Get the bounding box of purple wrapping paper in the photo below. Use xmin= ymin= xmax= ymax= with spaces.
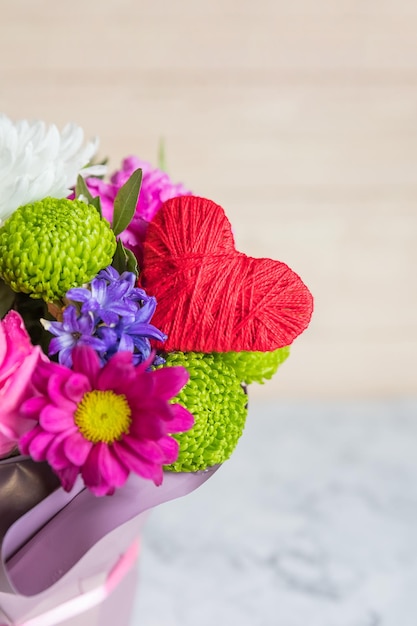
xmin=0 ymin=455 xmax=219 ymax=625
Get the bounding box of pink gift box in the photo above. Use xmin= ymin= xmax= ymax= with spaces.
xmin=0 ymin=535 xmax=140 ymax=626
xmin=0 ymin=456 xmax=218 ymax=625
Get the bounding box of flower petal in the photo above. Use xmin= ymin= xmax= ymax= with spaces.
xmin=27 ymin=429 xmax=56 ymax=461
xmin=71 ymin=345 xmax=100 ymax=385
xmin=167 ymin=403 xmax=195 ymax=433
xmin=129 ymin=409 xmax=166 ymax=440
xmin=19 ymin=425 xmax=43 ymax=456
xmin=64 ymin=373 xmax=91 ymax=403
xmin=82 ymin=443 xmax=129 ymax=495
xmin=20 ymin=395 xmax=49 ymax=419
xmin=113 ymin=441 xmax=163 ymax=485
xmin=46 ymin=429 xmax=76 ymax=470
xmin=46 ymin=371 xmax=76 ymax=412
xmin=122 ymin=435 xmax=164 ymax=464
xmin=64 ymin=432 xmax=93 ymax=466
xmin=56 ymin=465 xmax=79 ymax=492
xmin=158 ymin=435 xmax=180 ymax=464
xmin=96 ymin=351 xmax=135 ymax=391
xmin=151 ymin=366 xmax=190 ymax=400
xmin=0 ymin=115 xmax=102 ymax=220
xmin=39 ymin=405 xmax=75 ymax=433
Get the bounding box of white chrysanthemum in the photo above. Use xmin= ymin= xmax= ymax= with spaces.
xmin=0 ymin=114 xmax=106 ymax=225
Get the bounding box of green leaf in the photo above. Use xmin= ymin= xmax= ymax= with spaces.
xmin=111 ymin=240 xmax=138 ymax=278
xmin=75 ymin=175 xmax=102 ymax=217
xmin=0 ymin=279 xmax=15 ymax=318
xmin=90 ymin=195 xmax=102 ymax=217
xmin=75 ymin=175 xmax=94 ymax=203
xmin=112 ymin=168 xmax=142 ymax=236
xmin=125 ymin=247 xmax=138 ymax=276
xmin=112 ymin=240 xmax=127 ymax=274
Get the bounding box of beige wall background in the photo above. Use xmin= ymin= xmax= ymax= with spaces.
xmin=0 ymin=0 xmax=416 ymax=399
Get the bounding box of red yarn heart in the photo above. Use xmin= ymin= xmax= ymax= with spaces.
xmin=141 ymin=196 xmax=313 ymax=353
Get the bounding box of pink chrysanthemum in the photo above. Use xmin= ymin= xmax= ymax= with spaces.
xmin=112 ymin=156 xmax=191 ymax=223
xmin=79 ymin=157 xmax=191 ymax=265
xmin=19 ymin=346 xmax=194 ymax=496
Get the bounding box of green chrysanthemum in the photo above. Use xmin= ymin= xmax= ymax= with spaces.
xmin=0 ymin=197 xmax=116 ymax=301
xmin=218 ymin=347 xmax=290 ymax=385
xmin=161 ymin=352 xmax=248 ymax=472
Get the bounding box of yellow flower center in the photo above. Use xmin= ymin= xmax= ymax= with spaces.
xmin=74 ymin=390 xmax=132 ymax=444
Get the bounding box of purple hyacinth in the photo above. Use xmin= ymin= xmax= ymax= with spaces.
xmin=44 ymin=266 xmax=166 ymax=367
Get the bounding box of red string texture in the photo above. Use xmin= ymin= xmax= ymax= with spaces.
xmin=141 ymin=196 xmax=314 ymax=353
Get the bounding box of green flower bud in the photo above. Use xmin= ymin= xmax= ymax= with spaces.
xmin=218 ymin=347 xmax=290 ymax=385
xmin=0 ymin=197 xmax=116 ymax=301
xmin=162 ymin=352 xmax=248 ymax=472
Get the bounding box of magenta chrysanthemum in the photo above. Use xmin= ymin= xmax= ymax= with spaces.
xmin=76 ymin=157 xmax=191 ymax=265
xmin=19 ymin=346 xmax=194 ymax=496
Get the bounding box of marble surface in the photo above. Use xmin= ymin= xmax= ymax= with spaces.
xmin=130 ymin=398 xmax=417 ymax=626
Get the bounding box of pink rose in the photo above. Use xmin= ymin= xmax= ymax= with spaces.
xmin=0 ymin=310 xmax=41 ymax=457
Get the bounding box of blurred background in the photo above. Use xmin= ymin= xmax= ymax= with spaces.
xmin=1 ymin=1 xmax=416 ymax=625
xmin=2 ymin=0 xmax=416 ymax=400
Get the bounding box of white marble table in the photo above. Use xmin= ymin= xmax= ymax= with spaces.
xmin=130 ymin=399 xmax=417 ymax=626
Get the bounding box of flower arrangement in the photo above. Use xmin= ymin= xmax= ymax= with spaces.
xmin=0 ymin=114 xmax=313 ymax=624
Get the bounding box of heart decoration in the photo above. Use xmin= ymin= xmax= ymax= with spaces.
xmin=141 ymin=196 xmax=313 ymax=353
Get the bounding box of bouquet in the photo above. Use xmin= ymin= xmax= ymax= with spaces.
xmin=0 ymin=114 xmax=313 ymax=625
